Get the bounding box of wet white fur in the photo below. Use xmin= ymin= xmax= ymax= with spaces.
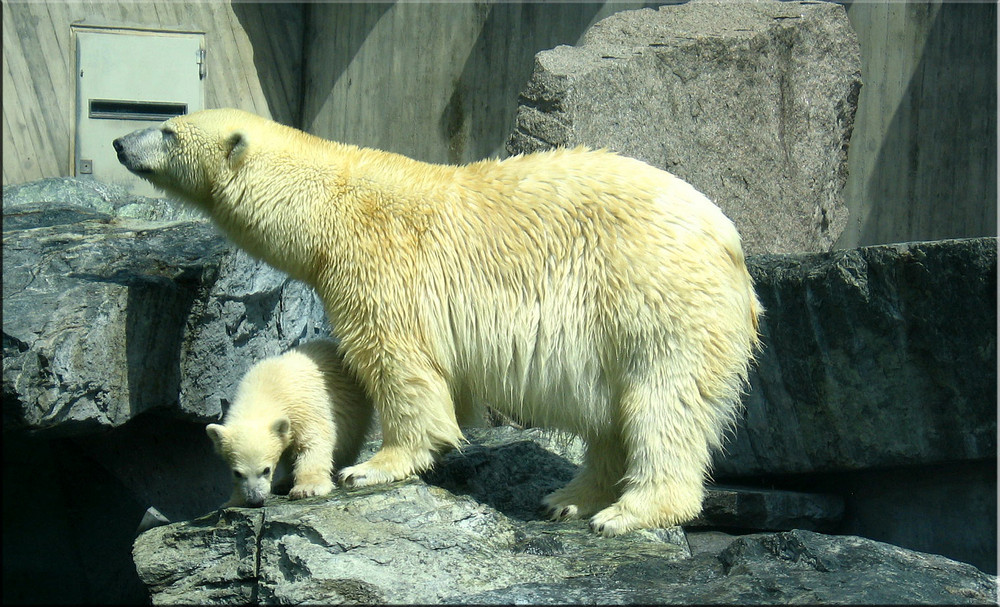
xmin=122 ymin=109 xmax=761 ymax=534
xmin=206 ymin=340 xmax=372 ymax=507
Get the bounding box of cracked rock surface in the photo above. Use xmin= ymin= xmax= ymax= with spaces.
xmin=132 ymin=429 xmax=995 ymax=605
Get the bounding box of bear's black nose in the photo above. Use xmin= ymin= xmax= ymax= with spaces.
xmin=112 ymin=138 xmax=123 ymax=153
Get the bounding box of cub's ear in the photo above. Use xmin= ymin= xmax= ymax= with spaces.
xmin=226 ymin=131 xmax=248 ymax=167
xmin=206 ymin=424 xmax=228 ymax=453
xmin=271 ymin=416 xmax=292 ymax=442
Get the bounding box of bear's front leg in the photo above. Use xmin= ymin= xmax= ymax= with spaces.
xmin=289 ymin=429 xmax=336 ymax=500
xmin=338 ymin=360 xmax=463 ymax=488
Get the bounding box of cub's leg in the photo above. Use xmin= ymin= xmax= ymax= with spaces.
xmin=589 ymin=372 xmax=712 ymax=537
xmin=543 ymin=431 xmax=624 ymax=521
xmin=338 ymin=357 xmax=463 ymax=487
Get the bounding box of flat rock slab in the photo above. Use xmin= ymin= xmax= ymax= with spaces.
xmin=2 ymin=176 xmax=203 ymax=221
xmin=133 ymin=477 xmax=994 ymax=605
xmin=133 ymin=481 xmax=690 ymax=605
xmin=458 ymin=528 xmax=997 ymax=605
xmin=693 ymin=485 xmax=844 ymax=533
xmin=507 ymin=0 xmax=862 ymax=254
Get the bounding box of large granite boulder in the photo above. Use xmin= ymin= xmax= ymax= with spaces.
xmin=507 ymin=0 xmax=862 ymax=254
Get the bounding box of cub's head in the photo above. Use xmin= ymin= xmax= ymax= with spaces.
xmin=112 ymin=108 xmax=264 ymax=207
xmin=206 ymin=417 xmax=292 ymax=507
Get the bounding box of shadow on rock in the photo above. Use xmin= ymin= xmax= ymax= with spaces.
xmin=422 ymin=436 xmax=578 ymax=522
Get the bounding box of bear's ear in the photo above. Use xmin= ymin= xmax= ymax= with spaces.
xmin=206 ymin=423 xmax=228 ymax=453
xmin=226 ymin=131 xmax=248 ymax=167
xmin=271 ymin=416 xmax=292 ymax=443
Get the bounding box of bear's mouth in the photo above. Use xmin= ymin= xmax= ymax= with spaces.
xmin=123 ymin=163 xmax=154 ymax=176
xmin=114 ymin=150 xmax=151 ymax=175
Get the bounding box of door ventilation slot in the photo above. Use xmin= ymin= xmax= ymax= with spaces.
xmin=88 ymin=99 xmax=187 ymax=121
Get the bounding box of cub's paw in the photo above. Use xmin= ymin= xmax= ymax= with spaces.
xmin=589 ymin=504 xmax=641 ymax=537
xmin=288 ymin=479 xmax=334 ymax=500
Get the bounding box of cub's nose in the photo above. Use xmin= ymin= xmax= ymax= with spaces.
xmin=112 ymin=138 xmax=124 ymax=153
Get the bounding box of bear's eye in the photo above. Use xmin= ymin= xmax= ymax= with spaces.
xmin=262 ymin=467 xmax=271 ymax=477
xmin=162 ymin=127 xmax=176 ymax=138
xmin=233 ymin=470 xmax=244 ymax=480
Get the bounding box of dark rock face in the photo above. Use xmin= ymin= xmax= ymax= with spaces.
xmin=507 ymin=0 xmax=862 ymax=255
xmin=3 ymin=205 xmax=228 ymax=434
xmin=3 ymin=195 xmax=330 ymax=435
xmin=723 ymin=238 xmax=998 ymax=476
xmin=3 ymin=180 xmax=331 ymax=603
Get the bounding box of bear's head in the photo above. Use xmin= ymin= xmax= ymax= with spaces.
xmin=206 ymin=416 xmax=292 ymax=507
xmin=112 ymin=109 xmax=258 ymax=207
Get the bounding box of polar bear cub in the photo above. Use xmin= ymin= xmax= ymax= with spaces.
xmin=207 ymin=340 xmax=373 ymax=507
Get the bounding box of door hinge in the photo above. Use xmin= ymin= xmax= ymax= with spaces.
xmin=197 ymin=48 xmax=206 ymax=80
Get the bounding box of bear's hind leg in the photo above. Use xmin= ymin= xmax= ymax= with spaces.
xmin=330 ymin=380 xmax=376 ymax=471
xmin=543 ymin=431 xmax=623 ymax=521
xmin=589 ymin=376 xmax=712 ymax=537
xmin=339 ymin=363 xmax=463 ymax=488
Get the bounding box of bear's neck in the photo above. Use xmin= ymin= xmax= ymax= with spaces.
xmin=209 ymin=143 xmax=458 ymax=289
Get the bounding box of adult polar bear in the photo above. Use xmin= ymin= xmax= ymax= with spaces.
xmin=115 ymin=109 xmax=761 ymax=536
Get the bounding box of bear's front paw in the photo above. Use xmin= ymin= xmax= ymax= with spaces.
xmin=289 ymin=479 xmax=334 ymax=500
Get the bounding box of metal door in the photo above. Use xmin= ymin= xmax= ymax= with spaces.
xmin=74 ymin=26 xmax=205 ymax=197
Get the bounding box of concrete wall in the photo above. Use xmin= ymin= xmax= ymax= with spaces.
xmin=839 ymin=0 xmax=997 ymax=247
xmin=5 ymin=1 xmax=994 ymax=246
xmin=2 ymin=0 xmax=302 ymax=185
xmin=297 ymin=1 xmax=662 ymax=165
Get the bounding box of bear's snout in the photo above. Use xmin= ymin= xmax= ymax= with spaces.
xmin=112 ymin=136 xmax=124 ymax=159
xmin=113 ymin=128 xmax=159 ymax=175
xmin=111 ymin=137 xmax=130 ymax=166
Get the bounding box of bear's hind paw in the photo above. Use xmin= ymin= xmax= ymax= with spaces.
xmin=589 ymin=505 xmax=641 ymax=537
xmin=542 ymin=502 xmax=580 ymax=521
xmin=289 ymin=479 xmax=334 ymax=500
xmin=338 ymin=463 xmax=405 ymax=488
